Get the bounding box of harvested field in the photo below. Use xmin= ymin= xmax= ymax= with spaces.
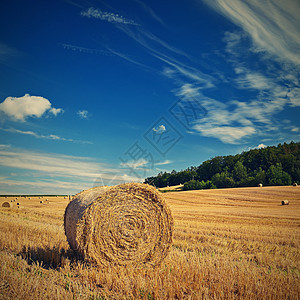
xmin=0 ymin=186 xmax=299 ymax=299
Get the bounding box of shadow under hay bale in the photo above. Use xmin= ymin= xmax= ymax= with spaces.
xmin=20 ymin=245 xmax=77 ymax=270
xmin=64 ymin=183 xmax=173 ymax=268
xmin=281 ymin=200 xmax=289 ymax=205
xmin=2 ymin=202 xmax=12 ymax=208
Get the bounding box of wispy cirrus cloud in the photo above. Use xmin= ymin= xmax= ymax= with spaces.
xmin=99 ymin=1 xmax=299 ymax=145
xmin=0 ymin=94 xmax=63 ymax=122
xmin=0 ymin=42 xmax=20 ymax=64
xmin=81 ymin=7 xmax=139 ymax=26
xmin=203 ymin=0 xmax=300 ymax=65
xmin=0 ymin=145 xmax=140 ymax=194
xmin=133 ymin=0 xmax=166 ymax=27
xmin=155 ymin=160 xmax=172 ymax=166
xmin=60 ymin=43 xmax=113 ymax=56
xmin=0 ymin=127 xmax=92 ymax=144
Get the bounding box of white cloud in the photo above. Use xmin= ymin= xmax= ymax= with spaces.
xmin=257 ymin=143 xmax=266 ymax=149
xmin=120 ymin=158 xmax=148 ymax=170
xmin=287 ymin=88 xmax=300 ymax=107
xmin=81 ymin=7 xmax=139 ymax=26
xmin=155 ymin=160 xmax=172 ymax=166
xmin=133 ymin=0 xmax=166 ymax=26
xmin=77 ymin=109 xmax=89 ymax=119
xmin=176 ymin=84 xmax=289 ymax=143
xmin=50 ymin=107 xmax=64 ymax=116
xmin=203 ymin=0 xmax=300 ymax=65
xmin=193 ymin=124 xmax=255 ymax=144
xmin=0 ymin=94 xmax=63 ymax=122
xmin=0 ymin=146 xmax=141 ymax=194
xmin=0 ymin=43 xmax=20 ymax=63
xmin=176 ymin=83 xmax=201 ymax=99
xmin=0 ymin=127 xmax=92 ymax=144
xmin=152 ymin=124 xmax=166 ymax=134
xmin=235 ymin=71 xmax=274 ymax=90
xmin=115 ymin=25 xmax=215 ymax=89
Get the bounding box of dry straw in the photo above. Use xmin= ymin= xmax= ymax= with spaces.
xmin=64 ymin=183 xmax=173 ymax=267
xmin=281 ymin=200 xmax=289 ymax=205
xmin=2 ymin=202 xmax=12 ymax=208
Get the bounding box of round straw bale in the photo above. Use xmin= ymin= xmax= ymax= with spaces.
xmin=64 ymin=183 xmax=173 ymax=267
xmin=258 ymin=183 xmax=263 ymax=187
xmin=293 ymin=182 xmax=298 ymax=186
xmin=16 ymin=202 xmax=20 ymax=206
xmin=40 ymin=200 xmax=43 ymax=204
xmin=2 ymin=202 xmax=12 ymax=208
xmin=281 ymin=200 xmax=289 ymax=205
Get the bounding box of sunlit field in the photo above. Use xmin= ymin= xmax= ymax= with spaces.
xmin=0 ymin=186 xmax=299 ymax=299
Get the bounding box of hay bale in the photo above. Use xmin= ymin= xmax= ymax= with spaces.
xmin=293 ymin=182 xmax=298 ymax=186
xmin=258 ymin=183 xmax=263 ymax=187
xmin=2 ymin=202 xmax=12 ymax=208
xmin=40 ymin=200 xmax=43 ymax=204
xmin=16 ymin=202 xmax=20 ymax=206
xmin=64 ymin=183 xmax=173 ymax=267
xmin=281 ymin=200 xmax=289 ymax=205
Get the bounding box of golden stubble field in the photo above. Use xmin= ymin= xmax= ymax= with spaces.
xmin=0 ymin=186 xmax=299 ymax=299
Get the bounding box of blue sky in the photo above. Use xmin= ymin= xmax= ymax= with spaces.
xmin=0 ymin=0 xmax=299 ymax=194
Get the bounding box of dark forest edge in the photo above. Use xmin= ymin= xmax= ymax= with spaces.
xmin=145 ymin=141 xmax=300 ymax=190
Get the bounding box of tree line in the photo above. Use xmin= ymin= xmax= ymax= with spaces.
xmin=144 ymin=141 xmax=300 ymax=190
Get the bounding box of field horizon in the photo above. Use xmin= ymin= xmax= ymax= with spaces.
xmin=0 ymin=185 xmax=299 ymax=299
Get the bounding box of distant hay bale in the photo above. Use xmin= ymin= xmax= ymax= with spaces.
xmin=64 ymin=183 xmax=173 ymax=267
xmin=281 ymin=200 xmax=289 ymax=205
xmin=258 ymin=183 xmax=263 ymax=187
xmin=40 ymin=200 xmax=43 ymax=204
xmin=16 ymin=202 xmax=20 ymax=206
xmin=2 ymin=202 xmax=12 ymax=208
xmin=293 ymin=182 xmax=298 ymax=186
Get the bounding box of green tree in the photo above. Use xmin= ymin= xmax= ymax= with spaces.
xmin=233 ymin=161 xmax=247 ymax=182
xmin=254 ymin=167 xmax=266 ymax=185
xmin=266 ymin=163 xmax=292 ymax=186
xmin=212 ymin=171 xmax=235 ymax=188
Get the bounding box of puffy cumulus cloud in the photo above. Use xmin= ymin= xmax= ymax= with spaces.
xmin=0 ymin=94 xmax=63 ymax=121
xmin=152 ymin=124 xmax=166 ymax=134
xmin=257 ymin=143 xmax=266 ymax=149
xmin=77 ymin=109 xmax=89 ymax=119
